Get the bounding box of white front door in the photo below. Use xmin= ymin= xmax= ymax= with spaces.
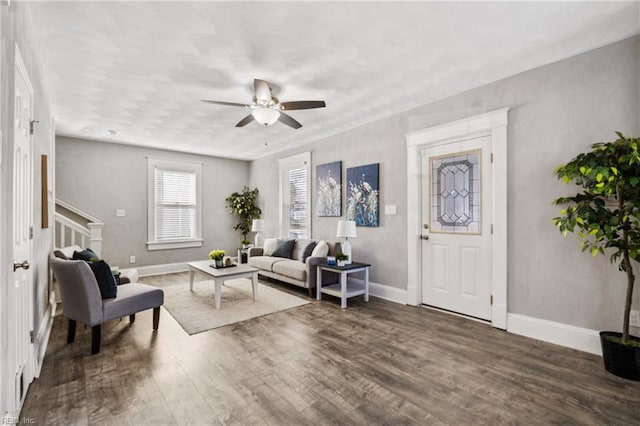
xmin=9 ymin=48 xmax=35 ymax=415
xmin=421 ymin=136 xmax=492 ymax=320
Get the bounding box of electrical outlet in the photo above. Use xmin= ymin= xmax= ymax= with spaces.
xmin=129 ymin=255 xmax=136 ymax=264
xmin=631 ymin=310 xmax=640 ymax=328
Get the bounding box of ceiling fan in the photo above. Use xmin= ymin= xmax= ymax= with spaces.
xmin=201 ymin=79 xmax=326 ymax=129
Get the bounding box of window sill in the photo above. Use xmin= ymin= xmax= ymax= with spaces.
xmin=147 ymin=239 xmax=203 ymax=251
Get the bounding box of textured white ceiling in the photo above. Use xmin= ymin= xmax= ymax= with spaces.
xmin=27 ymin=1 xmax=640 ymax=160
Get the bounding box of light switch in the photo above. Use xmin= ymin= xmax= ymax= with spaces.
xmin=116 ymin=209 xmax=126 ymax=217
xmin=385 ymin=205 xmax=397 ymax=215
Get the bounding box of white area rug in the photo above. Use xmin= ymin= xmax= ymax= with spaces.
xmin=146 ymin=278 xmax=310 ymax=335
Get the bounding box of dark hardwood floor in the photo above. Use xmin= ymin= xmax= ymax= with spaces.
xmin=22 ymin=272 xmax=640 ymax=425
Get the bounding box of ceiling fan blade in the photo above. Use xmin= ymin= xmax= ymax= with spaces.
xmin=278 ymin=112 xmax=302 ymax=129
xmin=235 ymin=114 xmax=255 ymax=127
xmin=279 ymin=100 xmax=326 ymax=111
xmin=201 ymin=100 xmax=250 ymax=108
xmin=254 ymin=79 xmax=272 ymax=104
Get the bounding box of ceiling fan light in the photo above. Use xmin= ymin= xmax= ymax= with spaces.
xmin=251 ymin=108 xmax=280 ymax=126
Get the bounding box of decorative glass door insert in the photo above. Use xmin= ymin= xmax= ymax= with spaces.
xmin=430 ymin=149 xmax=481 ymax=234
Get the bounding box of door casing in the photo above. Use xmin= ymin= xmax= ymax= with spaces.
xmin=405 ymin=108 xmax=509 ymax=329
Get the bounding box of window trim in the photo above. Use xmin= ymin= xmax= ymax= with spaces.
xmin=147 ymin=157 xmax=203 ymax=251
xmin=278 ymin=152 xmax=311 ymax=239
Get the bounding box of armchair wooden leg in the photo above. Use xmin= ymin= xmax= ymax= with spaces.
xmin=308 ymin=287 xmax=313 ymax=298
xmin=153 ymin=307 xmax=160 ymax=330
xmin=67 ymin=319 xmax=76 ymax=344
xmin=91 ymin=325 xmax=101 ymax=355
xmin=129 ymin=314 xmax=136 ymax=323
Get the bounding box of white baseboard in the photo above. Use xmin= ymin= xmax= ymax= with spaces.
xmin=137 ymin=262 xmax=189 ymax=277
xmin=369 ymin=281 xmax=407 ymax=305
xmin=507 ymin=313 xmax=602 ymax=355
xmin=34 ymin=296 xmax=56 ymax=377
xmin=348 ymin=277 xmax=407 ymax=305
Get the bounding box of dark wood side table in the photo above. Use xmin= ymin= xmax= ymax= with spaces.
xmin=316 ymin=262 xmax=371 ymax=308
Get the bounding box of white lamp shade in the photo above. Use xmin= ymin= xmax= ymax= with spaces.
xmin=252 ymin=219 xmax=265 ymax=232
xmin=251 ymin=108 xmax=280 ymax=126
xmin=336 ymin=220 xmax=357 ymax=238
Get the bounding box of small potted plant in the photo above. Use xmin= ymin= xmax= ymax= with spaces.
xmin=336 ymin=253 xmax=349 ymax=267
xmin=209 ymin=249 xmax=226 ymax=268
xmin=241 ymin=239 xmax=251 ymax=249
xmin=553 ymin=132 xmax=640 ymax=380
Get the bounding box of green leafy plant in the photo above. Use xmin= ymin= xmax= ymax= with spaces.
xmin=225 ymin=186 xmax=262 ymax=243
xmin=209 ymin=249 xmax=226 ymax=261
xmin=335 ymin=253 xmax=349 ymax=261
xmin=241 ymin=239 xmax=251 ymax=246
xmin=553 ymin=132 xmax=640 ymax=345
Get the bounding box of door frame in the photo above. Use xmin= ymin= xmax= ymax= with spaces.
xmin=405 ymin=108 xmax=509 ymax=329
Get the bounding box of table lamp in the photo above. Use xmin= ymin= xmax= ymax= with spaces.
xmin=252 ymin=219 xmax=265 ymax=247
xmin=336 ymin=220 xmax=357 ymax=264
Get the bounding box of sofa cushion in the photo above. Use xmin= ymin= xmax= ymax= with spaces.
xmin=302 ymin=241 xmax=317 ymax=263
xmin=88 ymin=260 xmax=118 ymax=299
xmin=292 ymin=239 xmax=314 ymax=261
xmin=272 ymin=239 xmax=296 ymax=258
xmin=311 ymin=240 xmax=329 ymax=257
xmin=263 ymin=238 xmax=278 ymax=256
xmin=73 ymin=248 xmax=100 ymax=262
xmin=57 ymin=245 xmax=83 ymax=260
xmin=103 ymin=283 xmax=163 ymax=322
xmin=272 ymin=260 xmax=307 ymax=282
xmin=248 ymin=256 xmax=286 ymax=272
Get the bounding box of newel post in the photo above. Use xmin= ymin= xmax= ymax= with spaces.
xmin=87 ymin=222 xmax=104 ymax=257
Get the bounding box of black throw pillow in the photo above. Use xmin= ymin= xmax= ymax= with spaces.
xmin=272 ymin=239 xmax=296 ymax=259
xmin=302 ymin=241 xmax=317 ymax=263
xmin=88 ymin=260 xmax=118 ymax=299
xmin=73 ymin=248 xmax=100 ymax=262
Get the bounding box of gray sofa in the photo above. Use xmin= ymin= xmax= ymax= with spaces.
xmin=248 ymin=239 xmax=342 ymax=296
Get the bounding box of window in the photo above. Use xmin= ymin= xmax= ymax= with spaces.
xmin=279 ymin=152 xmax=311 ymax=239
xmin=147 ymin=158 xmax=202 ymax=250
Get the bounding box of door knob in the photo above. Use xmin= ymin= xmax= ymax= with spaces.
xmin=421 ymin=235 xmax=429 ymax=240
xmin=13 ymin=260 xmax=30 ymax=271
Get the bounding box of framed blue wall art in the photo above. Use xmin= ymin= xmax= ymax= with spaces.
xmin=316 ymin=161 xmax=342 ymax=217
xmin=346 ymin=163 xmax=379 ymax=227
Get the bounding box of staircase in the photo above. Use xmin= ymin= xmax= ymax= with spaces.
xmin=54 ymin=200 xmax=103 ymax=255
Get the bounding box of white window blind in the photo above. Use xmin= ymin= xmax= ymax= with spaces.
xmin=155 ymin=169 xmax=196 ymax=240
xmin=147 ymin=158 xmax=202 ymax=250
xmin=279 ymin=152 xmax=311 ymax=239
xmin=287 ymin=166 xmax=308 ymax=238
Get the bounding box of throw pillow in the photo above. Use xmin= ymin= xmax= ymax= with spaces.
xmin=73 ymin=248 xmax=100 ymax=262
xmin=271 ymin=239 xmax=296 ymax=258
xmin=302 ymin=241 xmax=317 ymax=263
xmin=311 ymin=240 xmax=329 ymax=258
xmin=88 ymin=260 xmax=118 ymax=299
xmin=263 ymin=238 xmax=278 ymax=256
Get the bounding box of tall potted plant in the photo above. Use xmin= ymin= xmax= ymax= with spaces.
xmin=225 ymin=186 xmax=262 ymax=245
xmin=553 ymin=132 xmax=640 ymax=380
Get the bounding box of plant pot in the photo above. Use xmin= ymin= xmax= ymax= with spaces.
xmin=213 ymin=259 xmax=223 ymax=268
xmin=337 ymin=260 xmax=346 ymax=267
xmin=599 ymin=331 xmax=640 ymax=381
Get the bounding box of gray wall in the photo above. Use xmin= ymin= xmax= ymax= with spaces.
xmin=250 ymin=36 xmax=640 ymax=332
xmin=56 ymin=137 xmax=250 ymax=268
xmin=1 ymin=1 xmax=55 ymax=414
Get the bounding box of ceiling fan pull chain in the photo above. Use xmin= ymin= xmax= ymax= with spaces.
xmin=264 ymin=126 xmax=268 ymax=146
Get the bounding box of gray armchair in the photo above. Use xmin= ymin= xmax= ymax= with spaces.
xmin=50 ymin=255 xmax=164 ymax=354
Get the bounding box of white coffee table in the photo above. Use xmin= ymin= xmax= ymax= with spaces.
xmin=187 ymin=260 xmax=259 ymax=310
